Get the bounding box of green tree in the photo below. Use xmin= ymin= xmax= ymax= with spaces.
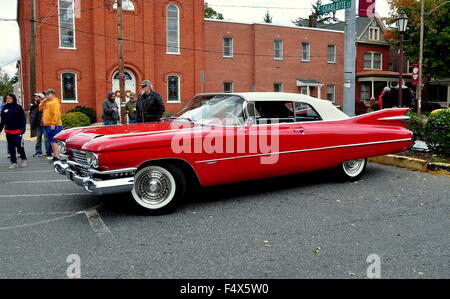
xmin=0 ymin=69 xmax=14 ymax=96
xmin=204 ymin=2 xmax=224 ymax=20
xmin=263 ymin=10 xmax=273 ymax=23
xmin=387 ymin=0 xmax=450 ymax=79
xmin=292 ymin=0 xmax=332 ymax=27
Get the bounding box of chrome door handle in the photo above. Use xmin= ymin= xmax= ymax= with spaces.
xmin=293 ymin=128 xmax=305 ymax=134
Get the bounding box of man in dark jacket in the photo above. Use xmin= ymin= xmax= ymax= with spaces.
xmin=30 ymin=92 xmax=52 ymax=157
xmin=102 ymin=92 xmax=120 ymax=125
xmin=136 ymin=80 xmax=165 ymax=123
xmin=0 ymin=93 xmax=28 ymax=168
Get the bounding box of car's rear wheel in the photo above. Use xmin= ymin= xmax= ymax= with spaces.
xmin=131 ymin=164 xmax=186 ymax=213
xmin=336 ymin=158 xmax=367 ymax=181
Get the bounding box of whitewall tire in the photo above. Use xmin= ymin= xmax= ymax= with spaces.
xmin=132 ymin=164 xmax=186 ymax=213
xmin=337 ymin=158 xmax=367 ymax=181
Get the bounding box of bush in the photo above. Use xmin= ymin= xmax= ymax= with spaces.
xmin=67 ymin=106 xmax=96 ymax=124
xmin=405 ymin=110 xmax=425 ymax=142
xmin=424 ymin=109 xmax=450 ymax=155
xmin=371 ymin=103 xmax=380 ymax=111
xmin=61 ymin=112 xmax=91 ymax=129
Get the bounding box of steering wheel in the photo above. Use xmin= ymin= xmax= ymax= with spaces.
xmin=225 ymin=112 xmax=243 ymax=126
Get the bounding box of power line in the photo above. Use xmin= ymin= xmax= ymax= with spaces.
xmin=0 ymin=57 xmax=20 ymax=69
xmin=29 ymin=18 xmax=345 ymax=60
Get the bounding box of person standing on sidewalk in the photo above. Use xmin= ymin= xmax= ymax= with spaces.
xmin=30 ymin=92 xmax=52 ymax=157
xmin=136 ymin=80 xmax=165 ymax=123
xmin=0 ymin=93 xmax=28 ymax=168
xmin=102 ymin=92 xmax=120 ymax=125
xmin=39 ymin=88 xmax=63 ymax=162
xmin=125 ymin=92 xmax=138 ymax=124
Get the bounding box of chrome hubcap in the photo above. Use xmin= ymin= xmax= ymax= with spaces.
xmin=343 ymin=159 xmax=365 ymax=176
xmin=136 ymin=170 xmax=172 ymax=205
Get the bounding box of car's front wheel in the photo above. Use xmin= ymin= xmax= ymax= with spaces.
xmin=336 ymin=158 xmax=367 ymax=181
xmin=131 ymin=164 xmax=186 ymax=213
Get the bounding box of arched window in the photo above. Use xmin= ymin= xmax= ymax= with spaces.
xmin=61 ymin=72 xmax=77 ymax=102
xmin=168 ymin=75 xmax=180 ymax=102
xmin=166 ymin=4 xmax=180 ymax=54
xmin=113 ymin=0 xmax=135 ymax=11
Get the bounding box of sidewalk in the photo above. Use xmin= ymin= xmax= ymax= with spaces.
xmin=0 ymin=124 xmax=35 ymax=141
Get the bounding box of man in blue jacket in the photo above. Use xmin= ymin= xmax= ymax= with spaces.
xmin=0 ymin=93 xmax=28 ymax=168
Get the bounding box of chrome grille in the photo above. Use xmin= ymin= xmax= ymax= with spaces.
xmin=72 ymin=151 xmax=89 ymax=167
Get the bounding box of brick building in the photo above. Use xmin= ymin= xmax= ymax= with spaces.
xmin=18 ymin=0 xmax=345 ymax=121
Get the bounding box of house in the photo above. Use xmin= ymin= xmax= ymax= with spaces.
xmin=318 ymin=16 xmax=412 ymax=107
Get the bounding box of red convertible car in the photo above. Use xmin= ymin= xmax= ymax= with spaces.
xmin=53 ymin=93 xmax=412 ymax=213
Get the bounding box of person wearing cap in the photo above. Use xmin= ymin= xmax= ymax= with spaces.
xmin=39 ymin=88 xmax=63 ymax=162
xmin=125 ymin=92 xmax=138 ymax=124
xmin=0 ymin=93 xmax=28 ymax=168
xmin=136 ymin=80 xmax=165 ymax=123
xmin=30 ymin=92 xmax=52 ymax=157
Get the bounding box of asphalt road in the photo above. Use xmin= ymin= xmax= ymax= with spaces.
xmin=0 ymin=140 xmax=448 ymax=279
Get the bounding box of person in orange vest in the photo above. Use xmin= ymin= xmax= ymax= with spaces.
xmin=39 ymin=88 xmax=63 ymax=162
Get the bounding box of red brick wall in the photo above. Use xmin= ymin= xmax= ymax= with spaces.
xmin=204 ymin=21 xmax=345 ymax=105
xmin=356 ymin=43 xmax=390 ymax=73
xmin=19 ymin=0 xmax=205 ymax=120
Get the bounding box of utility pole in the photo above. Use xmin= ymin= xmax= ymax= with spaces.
xmin=29 ymin=0 xmax=37 ymax=108
xmin=343 ymin=0 xmax=356 ymax=116
xmin=117 ymin=0 xmax=126 ymax=124
xmin=417 ymin=0 xmax=425 ymax=116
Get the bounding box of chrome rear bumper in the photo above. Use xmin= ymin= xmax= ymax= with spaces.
xmin=53 ymin=160 xmax=134 ymax=195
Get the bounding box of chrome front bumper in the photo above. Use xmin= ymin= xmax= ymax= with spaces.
xmin=53 ymin=160 xmax=135 ymax=195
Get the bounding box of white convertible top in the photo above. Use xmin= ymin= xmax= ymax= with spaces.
xmin=199 ymin=92 xmax=350 ymax=121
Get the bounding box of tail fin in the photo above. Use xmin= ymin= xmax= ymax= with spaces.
xmin=351 ymin=108 xmax=410 ymax=128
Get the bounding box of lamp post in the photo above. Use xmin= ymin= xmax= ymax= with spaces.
xmin=396 ymin=12 xmax=408 ymax=107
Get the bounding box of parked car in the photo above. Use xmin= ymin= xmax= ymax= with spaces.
xmin=53 ymin=92 xmax=412 ymax=213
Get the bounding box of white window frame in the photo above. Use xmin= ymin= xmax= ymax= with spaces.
xmin=224 ymin=82 xmax=233 ymax=93
xmin=327 ymin=85 xmax=335 ymax=102
xmin=369 ymin=27 xmax=380 ymax=41
xmin=274 ymin=83 xmax=283 ymax=92
xmin=58 ymin=0 xmax=76 ymax=49
xmin=301 ymin=42 xmax=310 ymax=62
xmin=60 ymin=72 xmax=78 ymax=103
xmin=274 ymin=40 xmax=283 ymax=60
xmin=113 ymin=0 xmax=135 ymax=11
xmin=166 ymin=4 xmax=180 ymax=55
xmin=223 ymin=37 xmax=233 ymax=58
xmin=167 ymin=75 xmax=181 ymax=103
xmin=327 ymin=44 xmax=336 ymax=63
xmin=363 ymin=52 xmax=382 ymax=70
xmin=300 ymin=86 xmax=308 ymax=95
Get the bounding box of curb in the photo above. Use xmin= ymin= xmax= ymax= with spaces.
xmin=369 ymin=155 xmax=450 ymax=177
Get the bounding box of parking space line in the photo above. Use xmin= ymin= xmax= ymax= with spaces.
xmin=0 ymin=170 xmax=54 ymax=174
xmin=0 ymin=193 xmax=89 ymax=198
xmin=84 ymin=208 xmax=114 ymax=240
xmin=9 ymin=180 xmax=69 ymax=184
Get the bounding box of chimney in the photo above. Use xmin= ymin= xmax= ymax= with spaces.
xmin=309 ymin=14 xmax=318 ymax=28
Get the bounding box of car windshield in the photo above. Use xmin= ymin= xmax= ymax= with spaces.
xmin=174 ymin=95 xmax=245 ymax=126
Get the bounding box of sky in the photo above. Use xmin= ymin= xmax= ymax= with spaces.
xmin=0 ymin=0 xmax=392 ymax=76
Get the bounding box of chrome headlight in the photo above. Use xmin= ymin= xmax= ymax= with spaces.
xmin=58 ymin=141 xmax=67 ymax=154
xmin=86 ymin=152 xmax=99 ymax=169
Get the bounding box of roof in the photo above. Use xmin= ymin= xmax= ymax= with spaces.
xmin=317 ymin=17 xmax=373 ymax=36
xmin=197 ymin=92 xmax=350 ymax=121
xmin=297 ymin=79 xmax=323 ymax=86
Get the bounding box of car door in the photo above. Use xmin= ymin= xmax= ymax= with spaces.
xmin=233 ymin=101 xmax=308 ymax=182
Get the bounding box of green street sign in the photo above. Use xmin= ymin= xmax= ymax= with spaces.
xmin=318 ymin=0 xmax=351 ymax=15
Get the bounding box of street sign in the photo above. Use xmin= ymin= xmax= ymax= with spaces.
xmin=412 ymin=62 xmax=419 ymax=86
xmin=319 ymin=0 xmax=351 ymax=15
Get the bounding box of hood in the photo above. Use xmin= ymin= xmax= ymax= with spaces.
xmin=57 ymin=120 xmax=197 ymax=152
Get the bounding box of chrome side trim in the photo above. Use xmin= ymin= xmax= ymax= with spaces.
xmin=378 ymin=116 xmax=410 ymax=121
xmin=66 ymin=160 xmax=136 ymax=174
xmin=195 ymin=138 xmax=412 ymax=164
